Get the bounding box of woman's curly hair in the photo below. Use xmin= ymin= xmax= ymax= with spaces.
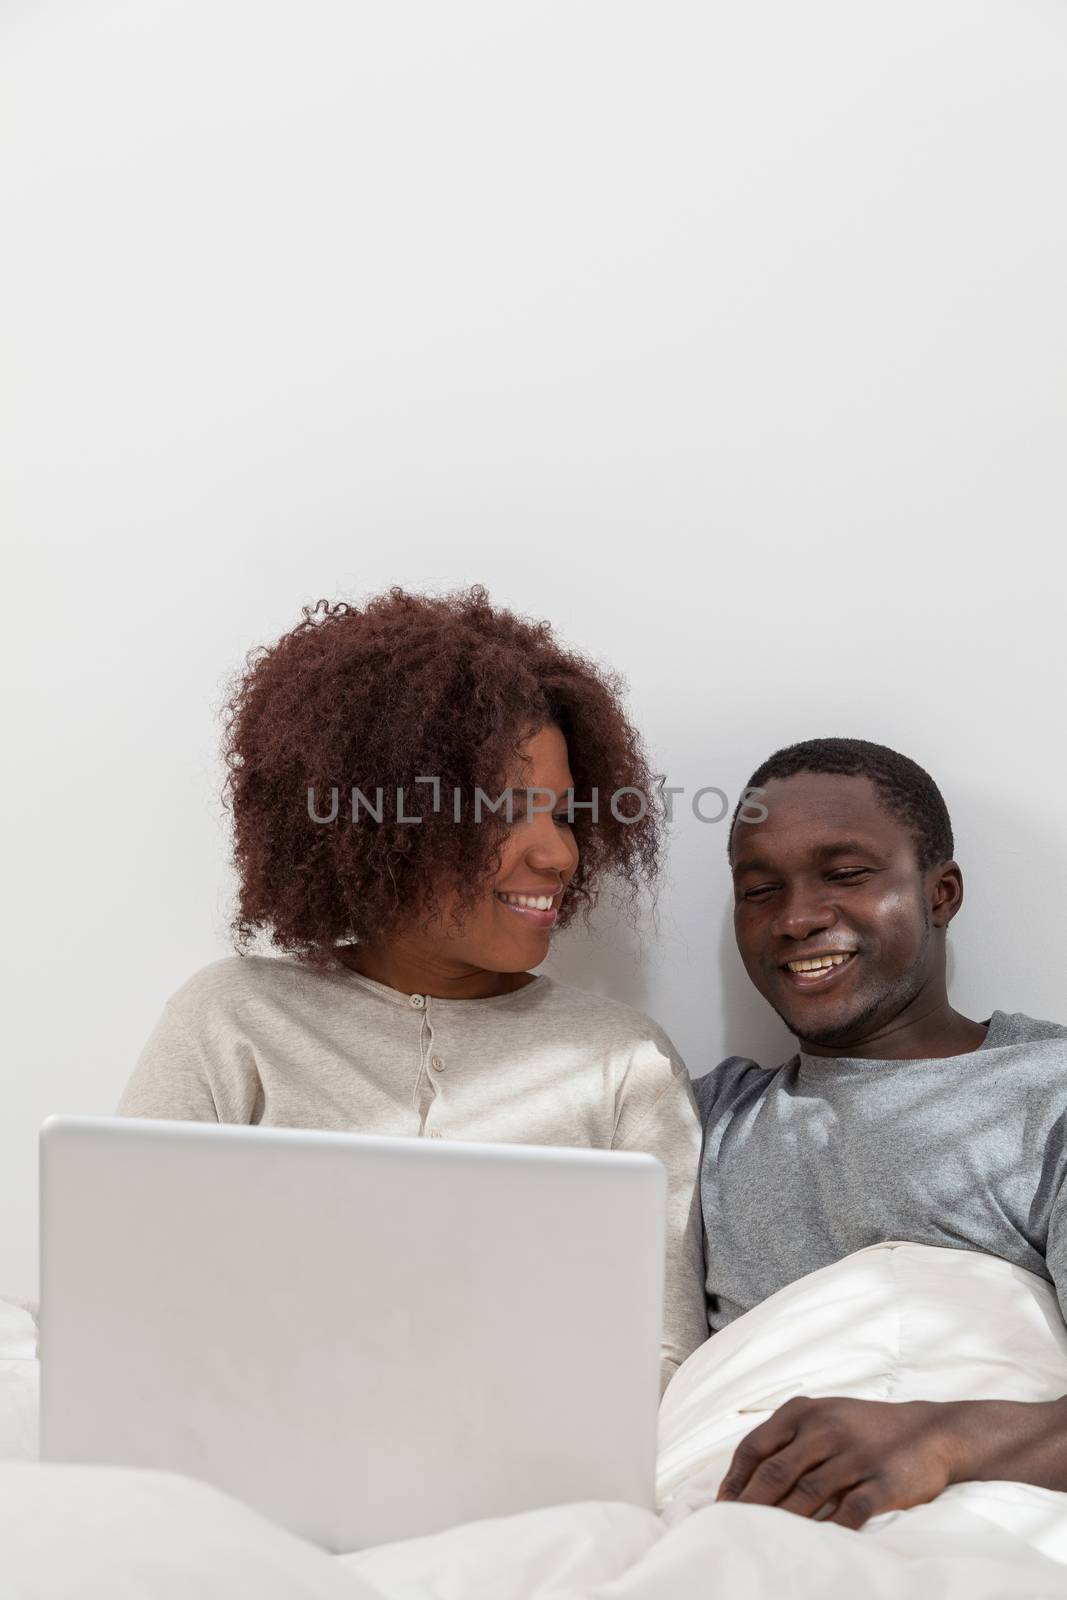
xmin=220 ymin=585 xmax=664 ymax=968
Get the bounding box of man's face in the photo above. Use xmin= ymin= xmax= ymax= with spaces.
xmin=730 ymin=772 xmax=953 ymax=1050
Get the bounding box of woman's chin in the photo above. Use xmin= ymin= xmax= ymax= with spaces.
xmin=484 ymin=933 xmax=553 ymax=974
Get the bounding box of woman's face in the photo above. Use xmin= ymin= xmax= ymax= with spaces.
xmin=421 ymin=722 xmax=580 ymax=975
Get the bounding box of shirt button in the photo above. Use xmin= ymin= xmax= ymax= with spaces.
xmin=431 ymin=1055 xmax=445 ymax=1071
xmin=409 ymin=994 xmax=425 ymax=1009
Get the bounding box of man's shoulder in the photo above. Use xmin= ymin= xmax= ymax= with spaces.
xmin=987 ymin=1010 xmax=1067 ymax=1048
xmin=691 ymin=1051 xmax=790 ymax=1123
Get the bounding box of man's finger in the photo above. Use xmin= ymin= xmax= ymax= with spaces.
xmin=717 ymin=1406 xmax=806 ymax=1500
xmin=732 ymin=1441 xmax=836 ymax=1508
xmin=828 ymin=1481 xmax=882 ymax=1531
xmin=774 ymin=1458 xmax=866 ymax=1519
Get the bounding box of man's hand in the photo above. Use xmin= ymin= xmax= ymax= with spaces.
xmin=716 ymin=1395 xmax=967 ymax=1529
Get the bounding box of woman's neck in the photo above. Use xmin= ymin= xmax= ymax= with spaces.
xmin=335 ymin=943 xmax=537 ymax=1000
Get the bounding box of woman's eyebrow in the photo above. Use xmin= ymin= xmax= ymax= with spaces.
xmin=503 ymin=786 xmax=569 ymax=813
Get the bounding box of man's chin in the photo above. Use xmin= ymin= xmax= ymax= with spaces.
xmin=762 ymin=957 xmax=931 ymax=1055
xmin=772 ymin=996 xmax=884 ymax=1051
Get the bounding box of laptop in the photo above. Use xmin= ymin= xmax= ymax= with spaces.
xmin=39 ymin=1115 xmax=666 ymax=1552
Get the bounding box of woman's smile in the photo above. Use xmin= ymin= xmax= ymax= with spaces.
xmin=495 ymin=889 xmax=561 ymax=928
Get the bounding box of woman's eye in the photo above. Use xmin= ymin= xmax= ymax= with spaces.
xmin=552 ymin=813 xmax=572 ymax=827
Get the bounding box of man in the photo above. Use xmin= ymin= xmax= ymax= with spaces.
xmin=694 ymin=737 xmax=1067 ymax=1530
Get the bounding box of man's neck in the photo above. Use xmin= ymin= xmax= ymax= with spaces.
xmin=798 ymin=997 xmax=989 ymax=1060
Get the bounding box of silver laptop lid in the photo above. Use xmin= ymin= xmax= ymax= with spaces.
xmin=39 ymin=1116 xmax=666 ymax=1551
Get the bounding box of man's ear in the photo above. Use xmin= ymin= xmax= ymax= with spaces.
xmin=929 ymin=860 xmax=964 ymax=928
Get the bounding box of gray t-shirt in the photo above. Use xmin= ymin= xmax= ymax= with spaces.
xmin=693 ymin=1010 xmax=1067 ymax=1332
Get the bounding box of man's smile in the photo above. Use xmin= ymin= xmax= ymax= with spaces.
xmin=779 ymin=951 xmax=858 ymax=990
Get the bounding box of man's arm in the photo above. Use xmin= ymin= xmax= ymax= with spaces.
xmin=716 ymin=1393 xmax=1067 ymax=1528
xmin=720 ymin=1129 xmax=1067 ymax=1526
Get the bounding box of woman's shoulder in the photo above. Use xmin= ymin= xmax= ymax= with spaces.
xmin=533 ymin=976 xmax=685 ymax=1067
xmin=161 ymin=952 xmax=345 ymax=1023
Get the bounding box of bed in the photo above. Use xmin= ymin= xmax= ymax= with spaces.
xmin=5 ymin=1243 xmax=1067 ymax=1598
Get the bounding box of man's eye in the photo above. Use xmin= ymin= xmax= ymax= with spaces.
xmin=827 ymin=868 xmax=870 ymax=882
xmin=742 ymin=885 xmax=778 ymax=901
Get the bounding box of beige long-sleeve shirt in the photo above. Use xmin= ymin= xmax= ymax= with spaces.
xmin=117 ymin=954 xmax=708 ymax=1388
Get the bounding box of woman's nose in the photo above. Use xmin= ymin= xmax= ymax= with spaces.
xmin=526 ymin=815 xmax=579 ymax=874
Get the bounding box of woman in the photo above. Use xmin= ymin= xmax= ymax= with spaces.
xmin=119 ymin=586 xmax=707 ymax=1388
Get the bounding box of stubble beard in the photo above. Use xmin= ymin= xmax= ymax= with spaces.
xmin=779 ymin=921 xmax=934 ymax=1053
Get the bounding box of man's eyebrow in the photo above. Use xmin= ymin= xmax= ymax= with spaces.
xmin=732 ymin=839 xmax=884 ymax=876
xmin=811 ymin=839 xmax=884 ymax=859
xmin=731 ymin=855 xmax=779 ymax=877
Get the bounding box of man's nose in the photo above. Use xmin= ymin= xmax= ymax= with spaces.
xmin=772 ymin=888 xmax=837 ymax=942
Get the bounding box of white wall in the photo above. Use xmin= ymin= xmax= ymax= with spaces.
xmin=3 ymin=0 xmax=1066 ymax=1299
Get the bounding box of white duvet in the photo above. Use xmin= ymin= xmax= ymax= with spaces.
xmin=5 ymin=1243 xmax=1067 ymax=1598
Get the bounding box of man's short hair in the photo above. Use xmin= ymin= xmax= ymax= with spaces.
xmin=729 ymin=737 xmax=954 ymax=870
